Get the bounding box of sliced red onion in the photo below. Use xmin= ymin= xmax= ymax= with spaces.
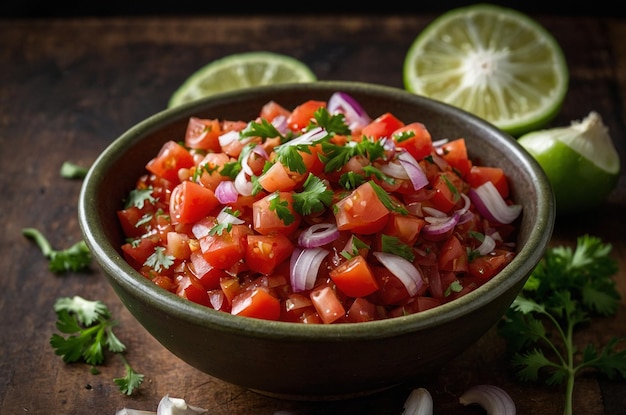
xmin=271 ymin=114 xmax=289 ymax=134
xmin=290 ymin=247 xmax=329 ymax=292
xmin=372 ymin=252 xmax=424 ymax=296
xmin=422 ymin=206 xmax=447 ymax=218
xmin=476 ymin=234 xmax=496 ymax=255
xmin=215 ymin=206 xmax=245 ymax=225
xmin=218 ymin=130 xmax=239 ymax=148
xmin=298 ymin=223 xmax=340 ymax=248
xmin=468 ymin=182 xmax=522 ymax=224
xmin=422 ymin=212 xmax=460 ymax=236
xmin=456 ymin=193 xmax=471 ymax=216
xmin=327 ymin=91 xmax=372 ymax=131
xmin=283 ymin=126 xmax=326 ymax=147
xmin=234 ymin=169 xmax=253 ymax=196
xmin=377 ymin=160 xmax=409 ymax=179
xmin=431 ymin=153 xmax=449 ymax=171
xmin=214 ymin=180 xmax=238 ymax=204
xmin=459 ymin=385 xmax=516 ymax=415
xmin=398 ymin=150 xmax=429 ymax=191
xmin=402 ymin=388 xmax=433 ymax=415
xmin=432 ymin=138 xmax=449 ymax=148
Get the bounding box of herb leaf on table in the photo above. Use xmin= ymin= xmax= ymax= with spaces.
xmin=498 ymin=234 xmax=626 ymax=415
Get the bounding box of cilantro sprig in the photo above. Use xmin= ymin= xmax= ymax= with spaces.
xmin=22 ymin=228 xmax=92 ymax=273
xmin=50 ymin=296 xmax=144 ymax=395
xmin=497 ymin=235 xmax=625 ymax=415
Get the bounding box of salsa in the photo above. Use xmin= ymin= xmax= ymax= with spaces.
xmin=117 ymin=92 xmax=522 ymax=324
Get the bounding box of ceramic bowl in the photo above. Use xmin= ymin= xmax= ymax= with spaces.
xmin=78 ymin=81 xmax=555 ymax=400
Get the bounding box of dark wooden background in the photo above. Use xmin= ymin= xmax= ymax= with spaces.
xmin=1 ymin=10 xmax=625 ymax=415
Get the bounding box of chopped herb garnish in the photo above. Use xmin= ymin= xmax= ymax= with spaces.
xmin=124 ymin=188 xmax=156 ymax=209
xmin=22 ymin=228 xmax=92 ymax=273
xmin=50 ymin=296 xmax=144 ymax=395
xmin=143 ymin=246 xmax=175 ymax=273
xmin=381 ymin=234 xmax=415 ymax=261
xmin=292 ymin=174 xmax=333 ymax=216
xmin=369 ymin=180 xmax=408 ymax=215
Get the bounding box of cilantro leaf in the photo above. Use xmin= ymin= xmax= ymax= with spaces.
xmin=292 ymin=174 xmax=333 ymax=216
xmin=114 ymin=354 xmax=145 ymax=395
xmin=60 ymin=161 xmax=89 ymax=179
xmin=497 ymin=235 xmax=624 ymax=415
xmin=50 ymin=296 xmax=144 ymax=395
xmin=144 ymin=246 xmax=175 ymax=273
xmin=22 ymin=228 xmax=92 ymax=273
xmin=124 ymin=188 xmax=156 ymax=209
xmin=268 ymin=192 xmax=295 ymax=225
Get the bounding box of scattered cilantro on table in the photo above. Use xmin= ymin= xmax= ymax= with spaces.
xmin=50 ymin=296 xmax=145 ymax=395
xmin=22 ymin=228 xmax=92 ymax=273
xmin=497 ymin=234 xmax=626 ymax=415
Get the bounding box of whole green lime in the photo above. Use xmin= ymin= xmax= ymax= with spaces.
xmin=518 ymin=112 xmax=620 ymax=215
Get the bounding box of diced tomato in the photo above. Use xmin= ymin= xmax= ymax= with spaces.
xmin=145 ymin=140 xmax=195 ymax=183
xmin=467 ymin=165 xmax=510 ymax=198
xmin=184 ymin=117 xmax=222 ymax=152
xmin=438 ymin=234 xmax=469 ymax=273
xmin=252 ymin=191 xmax=301 ymax=236
xmin=438 ymin=138 xmax=472 ymax=178
xmin=166 ymin=232 xmax=191 ymax=259
xmin=117 ymin=206 xmax=150 ymax=238
xmin=382 ymin=213 xmax=425 ymax=246
xmin=287 ymin=100 xmax=326 ymax=132
xmin=361 ymin=112 xmax=405 ymax=139
xmin=260 ymin=100 xmax=291 ymax=122
xmin=310 ymin=284 xmax=346 ymax=324
xmin=176 ymin=275 xmax=211 ymax=307
xmin=415 ymin=296 xmax=443 ymax=312
xmin=392 ymin=122 xmax=433 ymax=161
xmin=198 ymin=224 xmax=251 ymax=269
xmin=231 ymin=287 xmax=281 ymax=321
xmin=369 ymin=265 xmax=413 ymax=305
xmin=469 ymin=250 xmax=515 ymax=280
xmin=196 ymin=152 xmax=231 ymax=191
xmin=345 ymin=297 xmax=377 ymax=323
xmin=257 ymin=162 xmax=299 ymax=192
xmin=334 ymin=181 xmax=389 ymax=234
xmin=169 ymin=181 xmax=220 ymax=224
xmin=121 ymin=237 xmax=157 ymax=269
xmin=329 ymin=255 xmax=379 ymax=298
xmin=190 ymin=250 xmax=228 ymax=290
xmin=245 ymin=233 xmax=294 ymax=275
xmin=429 ymin=172 xmax=461 ymax=213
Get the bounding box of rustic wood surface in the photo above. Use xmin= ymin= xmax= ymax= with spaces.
xmin=1 ymin=13 xmax=625 ymax=415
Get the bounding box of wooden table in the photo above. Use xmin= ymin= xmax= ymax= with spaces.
xmin=1 ymin=13 xmax=625 ymax=415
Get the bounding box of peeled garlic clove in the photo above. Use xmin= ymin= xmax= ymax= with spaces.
xmin=459 ymin=384 xmax=516 ymax=415
xmin=402 ymin=387 xmax=434 ymax=415
xmin=156 ymin=395 xmax=207 ymax=415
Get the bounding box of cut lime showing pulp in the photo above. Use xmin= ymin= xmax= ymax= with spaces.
xmin=168 ymin=52 xmax=317 ymax=108
xmin=518 ymin=111 xmax=620 ymax=215
xmin=403 ymin=4 xmax=569 ymax=136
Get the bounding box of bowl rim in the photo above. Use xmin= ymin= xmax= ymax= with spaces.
xmin=78 ymin=80 xmax=555 ymax=340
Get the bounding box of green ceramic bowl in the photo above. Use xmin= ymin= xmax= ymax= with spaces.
xmin=78 ymin=81 xmax=555 ymax=400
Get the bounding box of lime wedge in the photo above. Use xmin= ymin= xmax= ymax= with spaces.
xmin=168 ymin=52 xmax=317 ymax=108
xmin=403 ymin=4 xmax=569 ymax=136
xmin=518 ymin=111 xmax=621 ymax=215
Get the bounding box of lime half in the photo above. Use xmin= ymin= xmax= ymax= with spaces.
xmin=168 ymin=52 xmax=317 ymax=108
xmin=403 ymin=4 xmax=569 ymax=136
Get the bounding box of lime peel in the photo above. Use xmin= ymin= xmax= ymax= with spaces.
xmin=518 ymin=111 xmax=621 ymax=214
xmin=168 ymin=51 xmax=317 ymax=108
xmin=403 ymin=3 xmax=569 ymax=136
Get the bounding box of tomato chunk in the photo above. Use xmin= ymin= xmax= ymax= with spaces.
xmin=329 ymin=255 xmax=379 ymax=298
xmin=334 ymin=181 xmax=389 ymax=234
xmin=145 ymin=140 xmax=195 ymax=183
